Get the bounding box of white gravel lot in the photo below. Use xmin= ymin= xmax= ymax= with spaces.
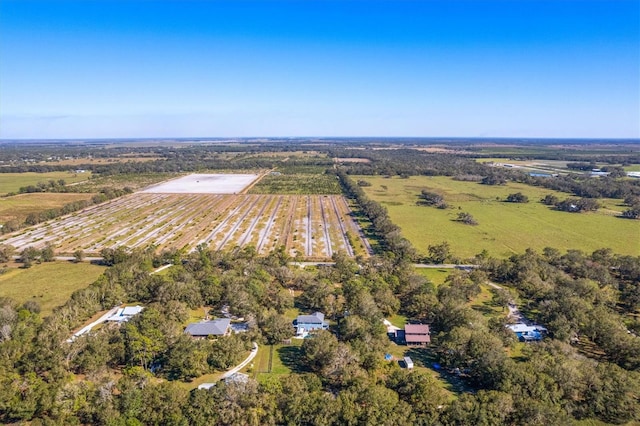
xmin=140 ymin=174 xmax=259 ymax=194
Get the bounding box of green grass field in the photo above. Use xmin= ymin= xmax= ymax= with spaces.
xmin=0 ymin=171 xmax=92 ymax=195
xmin=357 ymin=175 xmax=639 ymax=258
xmin=0 ymin=261 xmax=106 ymax=316
xmin=0 ymin=192 xmax=96 ymax=223
xmin=254 ymin=340 xmax=305 ymax=382
xmin=414 ymin=268 xmax=451 ymax=286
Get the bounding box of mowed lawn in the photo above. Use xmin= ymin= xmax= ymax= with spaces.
xmin=0 ymin=262 xmax=106 ymax=316
xmin=414 ymin=268 xmax=451 ymax=286
xmin=357 ymin=176 xmax=639 ymax=258
xmin=0 ymin=193 xmax=96 ymax=223
xmin=0 ymin=171 xmax=91 ymax=195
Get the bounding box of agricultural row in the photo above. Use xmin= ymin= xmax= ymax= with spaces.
xmin=0 ymin=194 xmax=369 ymax=260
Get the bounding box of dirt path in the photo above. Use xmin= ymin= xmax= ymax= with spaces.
xmin=329 ymin=196 xmax=354 ymax=256
xmin=257 ymin=196 xmax=283 ymax=253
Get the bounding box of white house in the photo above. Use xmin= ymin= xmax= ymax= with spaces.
xmin=106 ymin=305 xmax=144 ymax=322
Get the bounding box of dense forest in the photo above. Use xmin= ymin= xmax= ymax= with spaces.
xmin=1 ymin=241 xmax=638 ymax=424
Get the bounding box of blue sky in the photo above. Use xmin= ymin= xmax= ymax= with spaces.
xmin=1 ymin=0 xmax=638 ymax=139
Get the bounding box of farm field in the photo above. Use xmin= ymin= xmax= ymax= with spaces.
xmin=0 ymin=262 xmax=106 ymax=316
xmin=141 ymin=173 xmax=260 ymax=194
xmin=356 ymin=175 xmax=640 ymax=258
xmin=71 ymin=172 xmax=183 ymax=192
xmin=0 ymin=192 xmax=96 ymax=223
xmin=0 ymin=193 xmax=368 ymax=260
xmin=0 ymin=171 xmax=92 ymax=194
xmin=248 ymin=173 xmax=342 ymax=194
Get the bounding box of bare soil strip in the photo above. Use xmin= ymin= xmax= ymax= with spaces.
xmin=256 ymin=196 xmax=282 ymax=253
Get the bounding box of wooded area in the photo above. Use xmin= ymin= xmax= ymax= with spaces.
xmin=0 ymin=140 xmax=638 ymax=424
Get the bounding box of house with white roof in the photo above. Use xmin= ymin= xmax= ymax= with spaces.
xmin=106 ymin=305 xmax=144 ymax=323
xmin=507 ymin=323 xmax=547 ymax=341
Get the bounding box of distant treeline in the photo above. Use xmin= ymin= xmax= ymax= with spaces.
xmin=331 ymin=148 xmax=640 ymax=200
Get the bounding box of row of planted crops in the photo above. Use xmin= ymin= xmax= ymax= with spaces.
xmin=0 ymin=193 xmax=371 ymax=260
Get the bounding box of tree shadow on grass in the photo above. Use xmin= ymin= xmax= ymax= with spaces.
xmin=406 ymin=348 xmax=473 ymax=394
xmin=277 ymin=345 xmax=310 ymax=374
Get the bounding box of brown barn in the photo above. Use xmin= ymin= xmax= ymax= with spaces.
xmin=403 ymin=323 xmax=431 ymax=346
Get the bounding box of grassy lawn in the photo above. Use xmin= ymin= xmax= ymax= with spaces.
xmin=385 ymin=343 xmax=460 ymax=398
xmin=177 ymin=372 xmax=224 ymax=391
xmin=467 ymin=284 xmax=505 ymax=320
xmin=357 ymin=175 xmax=639 ymax=258
xmin=0 ymin=171 xmax=92 ymax=195
xmin=414 ymin=268 xmax=451 ymax=286
xmin=0 ymin=261 xmax=106 ymax=316
xmin=283 ymin=307 xmax=300 ymax=321
xmin=184 ymin=307 xmax=211 ymax=326
xmin=0 ymin=192 xmax=96 ymax=223
xmin=254 ymin=339 xmax=306 ymax=382
xmin=387 ymin=314 xmax=407 ymax=328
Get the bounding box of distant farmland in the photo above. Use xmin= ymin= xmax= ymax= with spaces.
xmin=0 ymin=192 xmax=96 ymax=224
xmin=0 ymin=193 xmax=369 ymax=260
xmin=0 ymin=171 xmax=92 ymax=195
xmin=356 ymin=175 xmax=640 ymax=258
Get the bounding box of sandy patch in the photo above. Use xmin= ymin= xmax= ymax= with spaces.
xmin=141 ymin=174 xmax=259 ymax=194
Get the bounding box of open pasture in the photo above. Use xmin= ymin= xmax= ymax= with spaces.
xmin=0 ymin=193 xmax=367 ymax=260
xmin=356 ymin=175 xmax=639 ymax=258
xmin=0 ymin=192 xmax=96 ymax=223
xmin=0 ymin=171 xmax=92 ymax=195
xmin=0 ymin=262 xmax=106 ymax=316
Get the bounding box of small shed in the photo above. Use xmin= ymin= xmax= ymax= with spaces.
xmin=403 ymin=356 xmax=414 ymax=369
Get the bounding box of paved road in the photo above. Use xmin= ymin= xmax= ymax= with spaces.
xmin=221 ymin=342 xmax=259 ymax=379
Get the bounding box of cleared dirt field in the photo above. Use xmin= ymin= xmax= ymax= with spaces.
xmin=0 ymin=194 xmax=368 ymax=260
xmin=141 ymin=173 xmax=259 ymax=194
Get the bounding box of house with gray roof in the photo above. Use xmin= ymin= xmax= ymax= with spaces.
xmin=293 ymin=312 xmax=329 ymax=337
xmin=185 ymin=318 xmax=231 ymax=338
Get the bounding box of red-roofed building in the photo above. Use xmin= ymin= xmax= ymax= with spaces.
xmin=403 ymin=324 xmax=431 ymax=346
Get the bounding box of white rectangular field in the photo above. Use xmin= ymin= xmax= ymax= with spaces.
xmin=141 ymin=174 xmax=259 ymax=194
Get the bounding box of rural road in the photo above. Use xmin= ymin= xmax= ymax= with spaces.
xmin=67 ymin=305 xmax=120 ymax=342
xmin=221 ymin=342 xmax=259 ymax=379
xmin=292 ymin=261 xmax=478 ymax=269
xmin=11 ymin=256 xmax=477 ymax=270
